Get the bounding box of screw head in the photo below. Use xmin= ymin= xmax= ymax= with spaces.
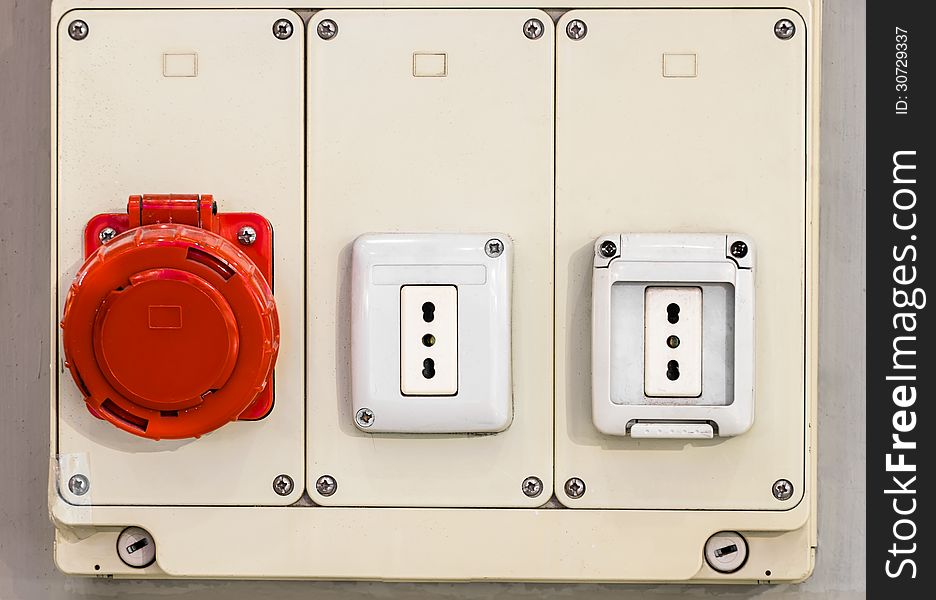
xmin=272 ymin=18 xmax=294 ymax=40
xmin=598 ymin=239 xmax=617 ymax=258
xmin=315 ymin=475 xmax=338 ymax=497
xmin=67 ymin=474 xmax=90 ymax=496
xmin=774 ymin=19 xmax=796 ymax=40
xmin=730 ymin=240 xmax=749 ymax=259
xmin=317 ymin=19 xmax=338 ymax=40
xmin=772 ymin=478 xmax=794 ymax=501
xmin=68 ymin=20 xmax=89 ymax=41
xmin=272 ymin=474 xmax=294 ymax=496
xmin=485 ymin=238 xmax=505 ymax=258
xmin=523 ymin=18 xmax=545 ymax=40
xmin=564 ymin=477 xmax=586 ymax=499
xmin=237 ymin=226 xmax=257 ymax=246
xmin=355 ymin=407 xmax=375 ymax=428
xmin=521 ymin=476 xmax=544 ymax=498
xmin=566 ymin=19 xmax=587 ymax=41
xmin=98 ymin=227 xmax=118 ymax=244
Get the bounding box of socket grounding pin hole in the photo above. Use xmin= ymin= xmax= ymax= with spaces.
xmin=667 ymin=335 xmax=680 ymax=349
xmin=422 ymin=333 xmax=436 ymax=347
xmin=666 ymin=360 xmax=680 ymax=381
xmin=422 ymin=358 xmax=436 ymax=379
xmin=666 ymin=303 xmax=680 ymax=324
xmin=422 ymin=302 xmax=436 ymax=323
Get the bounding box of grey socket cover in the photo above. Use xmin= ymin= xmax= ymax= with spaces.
xmin=591 ymin=233 xmax=755 ymax=438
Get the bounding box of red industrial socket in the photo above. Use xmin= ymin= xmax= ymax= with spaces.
xmin=61 ymin=194 xmax=278 ymax=440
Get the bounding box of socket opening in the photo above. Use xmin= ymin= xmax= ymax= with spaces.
xmin=666 ymin=360 xmax=680 ymax=381
xmin=666 ymin=302 xmax=680 ymax=324
xmin=421 ymin=302 xmax=435 ymax=323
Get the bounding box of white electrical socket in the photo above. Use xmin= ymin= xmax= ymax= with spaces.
xmin=592 ymin=234 xmax=756 ymax=438
xmin=401 ymin=286 xmax=458 ymax=396
xmin=644 ymin=287 xmax=703 ymax=397
xmin=350 ymin=233 xmax=513 ymax=434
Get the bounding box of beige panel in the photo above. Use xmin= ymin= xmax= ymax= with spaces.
xmin=555 ymin=8 xmax=809 ymax=510
xmin=55 ymin=8 xmax=305 ymax=505
xmin=49 ymin=0 xmax=820 ymax=584
xmin=306 ymin=9 xmax=554 ymax=507
xmin=51 ymin=499 xmax=813 ymax=582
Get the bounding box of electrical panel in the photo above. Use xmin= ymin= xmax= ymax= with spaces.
xmin=50 ymin=0 xmax=820 ymax=584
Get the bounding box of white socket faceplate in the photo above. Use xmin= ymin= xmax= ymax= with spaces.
xmin=592 ymin=233 xmax=755 ymax=438
xmin=351 ymin=233 xmax=512 ymax=433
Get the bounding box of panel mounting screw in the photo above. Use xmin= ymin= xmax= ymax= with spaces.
xmin=523 ymin=18 xmax=545 ymax=40
xmin=772 ymin=478 xmax=794 ymax=501
xmin=566 ymin=19 xmax=587 ymax=41
xmin=598 ymin=240 xmax=617 ymax=258
xmin=98 ymin=227 xmax=118 ymax=244
xmin=67 ymin=474 xmax=90 ymax=496
xmin=272 ymin=474 xmax=294 ymax=496
xmin=317 ymin=19 xmax=339 ymax=41
xmin=237 ymin=226 xmax=257 ymax=246
xmin=564 ymin=477 xmax=586 ymax=499
xmin=485 ymin=238 xmax=505 ymax=258
xmin=730 ymin=240 xmax=748 ymax=259
xmin=774 ymin=19 xmax=796 ymax=40
xmin=272 ymin=18 xmax=294 ymax=40
xmin=521 ymin=476 xmax=543 ymax=498
xmin=355 ymin=407 xmax=375 ymax=428
xmin=68 ymin=20 xmax=89 ymax=41
xmin=315 ymin=475 xmax=338 ymax=497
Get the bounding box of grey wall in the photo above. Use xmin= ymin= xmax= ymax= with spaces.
xmin=0 ymin=1 xmax=865 ymax=598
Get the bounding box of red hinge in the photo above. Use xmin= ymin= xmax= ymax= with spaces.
xmin=127 ymin=194 xmax=220 ymax=231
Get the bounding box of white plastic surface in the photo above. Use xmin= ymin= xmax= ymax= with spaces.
xmin=644 ymin=287 xmax=703 ymax=397
xmin=351 ymin=234 xmax=512 ymax=434
xmin=630 ymin=423 xmax=714 ymax=439
xmin=400 ymin=286 xmax=458 ymax=396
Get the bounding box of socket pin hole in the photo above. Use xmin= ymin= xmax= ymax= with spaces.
xmin=422 ymin=302 xmax=435 ymax=323
xmin=666 ymin=360 xmax=680 ymax=381
xmin=422 ymin=358 xmax=436 ymax=379
xmin=667 ymin=335 xmax=680 ymax=349
xmin=666 ymin=303 xmax=680 ymax=324
xmin=422 ymin=334 xmax=436 ymax=347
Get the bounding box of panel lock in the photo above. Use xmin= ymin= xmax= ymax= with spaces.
xmin=61 ymin=194 xmax=279 ymax=440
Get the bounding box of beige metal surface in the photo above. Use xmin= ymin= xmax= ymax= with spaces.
xmin=555 ymin=7 xmax=812 ymax=511
xmin=306 ymin=8 xmax=555 ymax=507
xmin=54 ymin=8 xmax=306 ymax=505
xmin=51 ymin=497 xmax=813 ymax=582
xmin=47 ymin=0 xmax=821 ymax=583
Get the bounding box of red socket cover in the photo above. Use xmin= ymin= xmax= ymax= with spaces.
xmin=61 ymin=195 xmax=279 ymax=440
